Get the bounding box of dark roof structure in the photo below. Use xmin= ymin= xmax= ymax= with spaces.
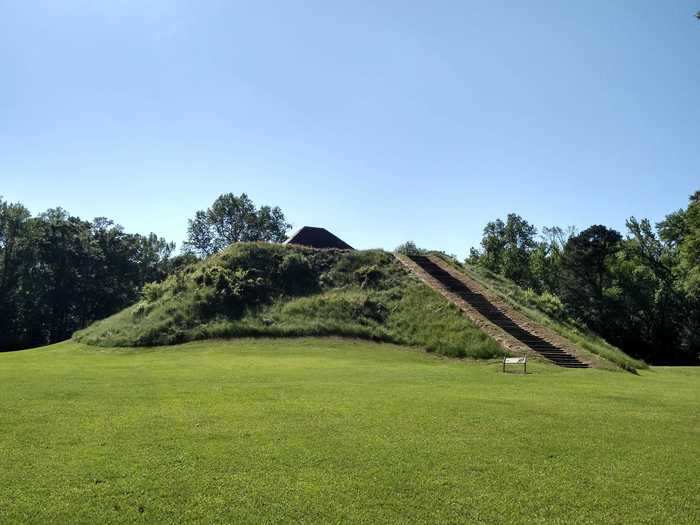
xmin=284 ymin=226 xmax=354 ymax=250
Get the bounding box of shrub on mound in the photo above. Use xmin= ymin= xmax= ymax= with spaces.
xmin=74 ymin=243 xmax=504 ymax=359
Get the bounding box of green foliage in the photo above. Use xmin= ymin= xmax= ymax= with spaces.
xmin=142 ymin=282 xmax=165 ymax=303
xmin=521 ymin=288 xmax=566 ymax=319
xmin=354 ymin=264 xmax=383 ymax=288
xmin=433 ymin=253 xmax=646 ymax=371
xmin=559 ymin=224 xmax=623 ymax=332
xmin=528 ymin=225 xmax=575 ymax=293
xmin=469 ymin=195 xmax=700 ymax=364
xmin=0 ymin=199 xmax=174 ymax=351
xmin=394 ymin=240 xmax=426 ymax=256
xmin=75 ymin=243 xmax=504 ymax=359
xmin=279 ymin=252 xmax=316 ymax=295
xmin=471 ymin=214 xmax=538 ymax=286
xmin=677 ymin=192 xmax=700 ymax=294
xmin=469 ymin=221 xmax=576 ymax=294
xmin=183 ymin=193 xmax=291 ymax=257
xmin=1 ymin=339 xmax=698 ymax=523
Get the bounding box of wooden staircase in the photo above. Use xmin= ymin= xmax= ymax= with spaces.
xmin=407 ymin=255 xmax=590 ymax=369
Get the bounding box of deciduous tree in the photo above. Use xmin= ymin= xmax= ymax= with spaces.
xmin=183 ymin=193 xmax=290 ymax=257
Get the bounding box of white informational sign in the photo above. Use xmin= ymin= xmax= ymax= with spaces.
xmin=502 ymin=356 xmax=527 ymax=372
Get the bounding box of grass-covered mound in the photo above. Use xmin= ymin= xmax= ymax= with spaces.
xmin=431 ymin=253 xmax=647 ymax=371
xmin=75 ymin=243 xmax=503 ymax=359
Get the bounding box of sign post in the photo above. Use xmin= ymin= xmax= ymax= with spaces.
xmin=502 ymin=356 xmax=527 ymax=373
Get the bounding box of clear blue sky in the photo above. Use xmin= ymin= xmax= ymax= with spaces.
xmin=2 ymin=1 xmax=698 ymax=256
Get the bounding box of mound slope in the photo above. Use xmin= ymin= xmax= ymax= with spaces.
xmin=75 ymin=243 xmax=503 ymax=359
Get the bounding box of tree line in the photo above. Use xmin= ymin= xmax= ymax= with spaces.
xmin=0 ymin=204 xmax=176 ymax=351
xmin=467 ymin=192 xmax=700 ymax=363
xmin=0 ymin=192 xmax=290 ymax=351
xmin=2 ymin=190 xmax=698 ymax=363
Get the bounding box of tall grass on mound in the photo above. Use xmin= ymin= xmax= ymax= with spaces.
xmin=75 ymin=243 xmax=503 ymax=359
xmin=431 ymin=253 xmax=647 ymax=371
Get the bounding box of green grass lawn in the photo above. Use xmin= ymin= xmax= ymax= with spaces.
xmin=1 ymin=339 xmax=697 ymax=524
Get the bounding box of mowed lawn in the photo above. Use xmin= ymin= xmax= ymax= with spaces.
xmin=0 ymin=339 xmax=698 ymax=524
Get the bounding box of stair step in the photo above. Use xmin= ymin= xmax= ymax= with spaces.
xmin=407 ymin=255 xmax=589 ymax=369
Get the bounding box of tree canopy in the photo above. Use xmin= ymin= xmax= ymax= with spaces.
xmin=468 ymin=193 xmax=700 ymax=363
xmin=470 ymin=213 xmax=538 ymax=286
xmin=0 ymin=199 xmax=173 ymax=351
xmin=183 ymin=193 xmax=291 ymax=257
